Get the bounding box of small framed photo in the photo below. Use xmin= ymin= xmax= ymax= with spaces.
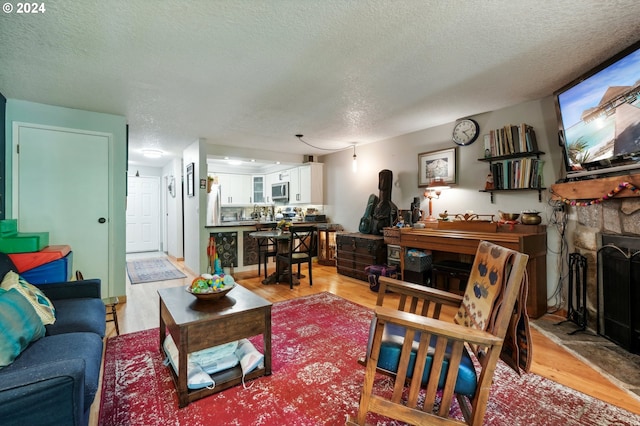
xmin=186 ymin=163 xmax=195 ymax=197
xmin=418 ymin=148 xmax=457 ymax=187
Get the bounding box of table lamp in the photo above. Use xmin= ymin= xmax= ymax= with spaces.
xmin=423 ymin=177 xmax=450 ymax=222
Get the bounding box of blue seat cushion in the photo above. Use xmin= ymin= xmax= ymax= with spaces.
xmin=45 ymin=298 xmax=105 ymax=337
xmin=5 ymin=332 xmax=104 ymax=404
xmin=376 ymin=323 xmax=478 ymax=396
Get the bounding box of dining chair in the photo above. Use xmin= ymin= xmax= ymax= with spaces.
xmin=255 ymin=223 xmax=278 ymax=280
xmin=347 ymin=240 xmax=530 ymax=426
xmin=276 ymin=225 xmax=317 ymax=289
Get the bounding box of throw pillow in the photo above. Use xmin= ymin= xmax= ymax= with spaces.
xmin=0 ymin=271 xmax=56 ymax=325
xmin=0 ymin=288 xmax=46 ymax=368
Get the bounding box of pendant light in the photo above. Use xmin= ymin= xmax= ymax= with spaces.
xmin=352 ymin=145 xmax=358 ymax=173
xmin=295 ymin=134 xmax=359 ymax=174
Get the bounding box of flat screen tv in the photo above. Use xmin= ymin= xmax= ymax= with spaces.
xmin=554 ymin=40 xmax=640 ymax=179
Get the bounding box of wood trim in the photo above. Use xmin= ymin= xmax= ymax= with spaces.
xmin=550 ymin=174 xmax=640 ymax=201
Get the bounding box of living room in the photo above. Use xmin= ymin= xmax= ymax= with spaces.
xmin=2 ymin=2 xmax=640 ymax=425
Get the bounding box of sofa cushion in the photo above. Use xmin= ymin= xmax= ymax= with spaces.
xmin=1 ymin=271 xmax=56 ymax=325
xmin=0 ymin=288 xmax=46 ymax=368
xmin=375 ymin=322 xmax=478 ymax=397
xmin=45 ymin=298 xmax=105 ymax=337
xmin=5 ymin=332 xmax=104 ymax=404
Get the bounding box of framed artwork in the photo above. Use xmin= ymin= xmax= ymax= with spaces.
xmin=186 ymin=163 xmax=195 ymax=197
xmin=418 ymin=147 xmax=457 ymax=187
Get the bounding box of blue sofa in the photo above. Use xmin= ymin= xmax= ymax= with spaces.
xmin=0 ymin=253 xmax=106 ymax=426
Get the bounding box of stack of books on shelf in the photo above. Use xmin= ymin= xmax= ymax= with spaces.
xmin=490 ymin=157 xmax=545 ymax=190
xmin=484 ymin=123 xmax=538 ymax=157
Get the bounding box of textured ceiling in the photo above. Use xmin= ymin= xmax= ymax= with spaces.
xmin=1 ymin=0 xmax=639 ymax=168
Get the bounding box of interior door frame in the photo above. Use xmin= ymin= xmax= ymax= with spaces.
xmin=12 ymin=121 xmax=114 ymax=295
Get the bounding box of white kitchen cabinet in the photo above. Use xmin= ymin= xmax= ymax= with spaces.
xmin=217 ymin=173 xmax=252 ymax=205
xmin=288 ymin=163 xmax=323 ymax=204
xmin=252 ymin=175 xmax=265 ymax=203
xmin=264 ymin=172 xmax=277 ymax=203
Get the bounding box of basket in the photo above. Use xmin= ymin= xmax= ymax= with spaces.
xmin=404 ymin=250 xmax=432 ymax=272
xmin=185 ymin=282 xmax=235 ymax=301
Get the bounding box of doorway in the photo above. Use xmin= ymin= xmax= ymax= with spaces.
xmin=126 ymin=175 xmax=160 ymax=253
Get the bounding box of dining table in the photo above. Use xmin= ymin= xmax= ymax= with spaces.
xmin=249 ymin=230 xmax=301 ymax=285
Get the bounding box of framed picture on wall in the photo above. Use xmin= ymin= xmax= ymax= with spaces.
xmin=418 ymin=148 xmax=457 ymax=187
xmin=186 ymin=163 xmax=195 ymax=197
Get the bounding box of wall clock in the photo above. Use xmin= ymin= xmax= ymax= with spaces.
xmin=452 ymin=118 xmax=480 ymax=146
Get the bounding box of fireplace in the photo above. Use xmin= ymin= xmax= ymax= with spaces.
xmin=598 ymin=233 xmax=640 ymax=354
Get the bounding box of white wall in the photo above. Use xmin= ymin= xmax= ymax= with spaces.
xmin=5 ymin=99 xmax=127 ymax=298
xmin=323 ymin=96 xmax=564 ymax=309
xmin=182 ymin=139 xmax=208 ymax=275
xmin=128 ymin=166 xmax=162 ymax=178
xmin=162 ymin=158 xmax=184 ymax=259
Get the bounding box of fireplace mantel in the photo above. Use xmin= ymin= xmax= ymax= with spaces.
xmin=550 ymin=174 xmax=640 ymax=201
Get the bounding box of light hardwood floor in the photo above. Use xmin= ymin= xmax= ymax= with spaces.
xmin=90 ymin=256 xmax=640 ymax=424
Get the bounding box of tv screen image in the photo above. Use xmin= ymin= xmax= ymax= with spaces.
xmin=555 ymin=40 xmax=640 ymax=176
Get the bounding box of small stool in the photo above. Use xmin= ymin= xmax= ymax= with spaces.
xmin=431 ymin=260 xmax=472 ymax=294
xmin=104 ymin=296 xmax=120 ymax=336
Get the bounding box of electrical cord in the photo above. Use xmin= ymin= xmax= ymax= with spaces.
xmin=546 ymin=198 xmax=569 ymax=313
xmin=295 ymin=135 xmax=354 ymax=152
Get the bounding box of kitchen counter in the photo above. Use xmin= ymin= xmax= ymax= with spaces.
xmin=205 ymin=220 xmax=325 ymax=228
xmin=205 ymin=220 xmax=328 ymax=273
xmin=205 ymin=221 xmax=265 ymax=228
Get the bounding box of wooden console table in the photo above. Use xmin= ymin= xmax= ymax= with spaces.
xmin=399 ymin=227 xmax=547 ymax=318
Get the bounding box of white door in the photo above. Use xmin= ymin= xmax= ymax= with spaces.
xmin=14 ymin=123 xmax=110 ymax=284
xmin=126 ymin=176 xmax=160 ymax=252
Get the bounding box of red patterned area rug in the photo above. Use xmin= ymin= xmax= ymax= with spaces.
xmin=99 ymin=292 xmax=640 ymax=425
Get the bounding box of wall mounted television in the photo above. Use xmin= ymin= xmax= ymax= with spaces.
xmin=554 ymin=39 xmax=640 ymax=180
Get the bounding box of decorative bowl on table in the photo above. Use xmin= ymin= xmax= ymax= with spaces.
xmin=498 ymin=211 xmax=520 ymax=221
xmin=520 ymin=211 xmax=542 ymax=225
xmin=185 ymin=274 xmax=235 ymax=301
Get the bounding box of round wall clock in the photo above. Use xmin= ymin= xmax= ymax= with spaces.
xmin=452 ymin=118 xmax=480 ymax=146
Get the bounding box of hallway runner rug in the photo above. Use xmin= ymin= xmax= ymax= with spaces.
xmin=126 ymin=257 xmax=186 ymax=284
xmin=99 ymin=292 xmax=640 ymax=425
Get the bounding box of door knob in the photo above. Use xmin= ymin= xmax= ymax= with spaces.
xmin=98 ymin=218 xmax=106 ymax=224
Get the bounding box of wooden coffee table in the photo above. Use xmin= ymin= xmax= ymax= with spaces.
xmin=158 ymin=284 xmax=272 ymax=407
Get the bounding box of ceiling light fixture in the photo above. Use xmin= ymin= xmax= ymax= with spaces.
xmin=142 ymin=149 xmax=163 ymax=159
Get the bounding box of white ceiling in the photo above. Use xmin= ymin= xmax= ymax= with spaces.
xmin=2 ymin=1 xmax=640 ymax=169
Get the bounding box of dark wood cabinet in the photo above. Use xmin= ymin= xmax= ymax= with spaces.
xmin=336 ymin=233 xmax=386 ymax=282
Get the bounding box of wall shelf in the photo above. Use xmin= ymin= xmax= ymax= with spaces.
xmin=479 ymin=150 xmax=546 ymax=204
xmin=550 ymin=174 xmax=640 ymax=201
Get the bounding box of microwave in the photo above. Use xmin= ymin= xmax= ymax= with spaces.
xmin=271 ymin=182 xmax=289 ymax=201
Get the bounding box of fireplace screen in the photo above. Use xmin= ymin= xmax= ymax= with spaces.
xmin=598 ymin=234 xmax=640 ymax=354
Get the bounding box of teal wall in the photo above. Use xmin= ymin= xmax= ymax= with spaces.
xmin=5 ymin=99 xmax=127 ymax=297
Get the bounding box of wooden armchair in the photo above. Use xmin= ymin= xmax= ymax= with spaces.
xmin=347 ymin=241 xmax=530 ymax=426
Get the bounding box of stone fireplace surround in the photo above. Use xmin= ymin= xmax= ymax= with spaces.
xmin=571 ymin=198 xmax=640 ymax=338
